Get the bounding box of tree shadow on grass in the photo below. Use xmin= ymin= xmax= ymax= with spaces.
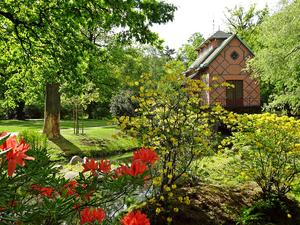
xmin=50 ymin=135 xmax=83 ymax=157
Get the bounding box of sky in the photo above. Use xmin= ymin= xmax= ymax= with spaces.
xmin=152 ymin=0 xmax=280 ymax=50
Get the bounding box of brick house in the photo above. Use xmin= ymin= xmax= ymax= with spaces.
xmin=185 ymin=31 xmax=260 ymax=110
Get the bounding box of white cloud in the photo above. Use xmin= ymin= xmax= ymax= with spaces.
xmin=152 ymin=0 xmax=279 ymax=49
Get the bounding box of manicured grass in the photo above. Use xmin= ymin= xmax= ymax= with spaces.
xmin=0 ymin=119 xmax=139 ymax=161
xmin=0 ymin=119 xmax=110 ymax=132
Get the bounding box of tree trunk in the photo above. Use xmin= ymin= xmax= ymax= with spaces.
xmin=16 ymin=101 xmax=25 ymax=120
xmin=87 ymin=103 xmax=94 ymax=119
xmin=43 ymin=83 xmax=60 ymax=139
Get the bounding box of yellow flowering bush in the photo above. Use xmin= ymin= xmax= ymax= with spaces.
xmin=224 ymin=113 xmax=300 ymax=199
xmin=117 ymin=66 xmax=227 ymax=223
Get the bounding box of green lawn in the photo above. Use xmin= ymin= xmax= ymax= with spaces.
xmin=0 ymin=119 xmax=139 ymax=161
xmin=0 ymin=119 xmax=109 ymax=132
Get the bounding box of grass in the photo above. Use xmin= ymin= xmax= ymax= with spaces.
xmin=0 ymin=119 xmax=109 ymax=132
xmin=0 ymin=119 xmax=139 ymax=161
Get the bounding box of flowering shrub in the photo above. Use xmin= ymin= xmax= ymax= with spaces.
xmin=122 ymin=210 xmax=150 ymax=225
xmin=223 ymin=113 xmax=300 ymax=199
xmin=118 ymin=71 xmax=227 ymax=223
xmin=0 ymin=131 xmax=156 ymax=224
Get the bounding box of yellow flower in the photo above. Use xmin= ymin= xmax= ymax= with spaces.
xmin=171 ymin=184 xmax=177 ymax=189
xmin=287 ymin=213 xmax=292 ymax=219
xmin=164 ymin=185 xmax=171 ymax=192
xmin=156 ymin=208 xmax=161 ymax=215
xmin=178 ymin=196 xmax=183 ymax=203
xmin=160 ymin=196 xmax=165 ymax=201
xmin=168 ymin=192 xmax=173 ymax=197
xmin=149 ymin=198 xmax=156 ymax=203
xmin=184 ymin=196 xmax=190 ymax=205
xmin=173 ymin=207 xmax=179 ymax=213
xmin=167 ymin=217 xmax=172 ymax=223
xmin=153 ymin=177 xmax=162 ymax=186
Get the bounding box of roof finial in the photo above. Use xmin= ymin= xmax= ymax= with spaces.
xmin=213 ymin=19 xmax=215 ymax=33
xmin=218 ymin=25 xmax=221 ymax=31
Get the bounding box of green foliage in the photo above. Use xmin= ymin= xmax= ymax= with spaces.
xmin=237 ymin=197 xmax=298 ymax=225
xmin=0 ymin=135 xmax=156 ymax=224
xmin=249 ymin=0 xmax=300 ymax=115
xmin=19 ymin=130 xmax=47 ymax=150
xmin=223 ymin=113 xmax=300 ymax=199
xmin=177 ymin=32 xmax=205 ymax=67
xmin=0 ymin=0 xmax=177 ymax=135
xmin=110 ymin=90 xmax=138 ymax=117
xmin=117 ymin=63 xmax=227 ymax=222
xmin=225 ymin=4 xmax=269 ymax=51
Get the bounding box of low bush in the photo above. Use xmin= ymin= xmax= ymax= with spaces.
xmin=223 ymin=113 xmax=300 ymax=200
xmin=0 ymin=131 xmax=158 ymax=225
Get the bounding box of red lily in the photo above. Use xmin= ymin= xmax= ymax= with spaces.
xmin=98 ymin=160 xmax=111 ymax=174
xmin=1 ymin=133 xmax=34 ymax=177
xmin=64 ymin=180 xmax=78 ymax=197
xmin=82 ymin=159 xmax=98 ymax=176
xmin=121 ymin=210 xmax=150 ymax=225
xmin=133 ymin=147 xmax=159 ymax=165
xmin=32 ymin=185 xmax=55 ymax=198
xmin=80 ymin=207 xmax=105 ymax=224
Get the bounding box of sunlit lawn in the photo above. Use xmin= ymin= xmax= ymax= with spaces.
xmin=0 ymin=119 xmax=139 ymax=161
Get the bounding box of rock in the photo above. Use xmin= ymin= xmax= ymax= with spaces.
xmin=52 ymin=164 xmax=63 ymax=170
xmin=69 ymin=155 xmax=83 ymax=165
xmin=83 ymin=157 xmax=88 ymax=164
xmin=64 ymin=171 xmax=79 ymax=180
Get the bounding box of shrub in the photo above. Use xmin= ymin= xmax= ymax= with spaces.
xmin=110 ymin=90 xmax=138 ymax=117
xmin=223 ymin=113 xmax=300 ymax=200
xmin=118 ymin=71 xmax=227 ymax=223
xmin=0 ymin=132 xmax=157 ymax=224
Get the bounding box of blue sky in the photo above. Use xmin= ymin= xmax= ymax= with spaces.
xmin=152 ymin=0 xmax=280 ymax=49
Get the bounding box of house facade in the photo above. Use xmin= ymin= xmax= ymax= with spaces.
xmin=185 ymin=31 xmax=260 ymax=109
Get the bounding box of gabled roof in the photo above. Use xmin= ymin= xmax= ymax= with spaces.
xmin=208 ymin=30 xmax=231 ymax=40
xmin=196 ymin=30 xmax=231 ymax=51
xmin=186 ymin=32 xmax=254 ymax=75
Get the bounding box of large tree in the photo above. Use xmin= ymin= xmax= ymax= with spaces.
xmin=224 ymin=4 xmax=269 ymax=51
xmin=0 ymin=0 xmax=176 ymax=139
xmin=249 ymin=0 xmax=300 ymax=115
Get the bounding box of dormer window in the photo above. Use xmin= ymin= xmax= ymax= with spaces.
xmin=231 ymin=51 xmax=239 ymax=60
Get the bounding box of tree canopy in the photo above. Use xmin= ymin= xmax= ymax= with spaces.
xmin=177 ymin=32 xmax=204 ymax=68
xmin=0 ymin=0 xmax=177 ymax=138
xmin=249 ymin=0 xmax=300 ymax=115
xmin=225 ymin=4 xmax=269 ymax=51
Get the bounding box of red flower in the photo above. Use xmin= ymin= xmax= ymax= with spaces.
xmin=127 ymin=160 xmax=147 ymax=176
xmin=64 ymin=180 xmax=78 ymax=196
xmin=82 ymin=159 xmax=98 ymax=176
xmin=114 ymin=165 xmax=130 ymax=178
xmin=98 ymin=160 xmax=111 ymax=174
xmin=80 ymin=207 xmax=105 ymax=224
xmin=133 ymin=148 xmax=159 ymax=165
xmin=121 ymin=210 xmax=150 ymax=225
xmin=0 ymin=132 xmax=16 ymax=150
xmin=114 ymin=161 xmax=147 ymax=178
xmin=32 ymin=185 xmax=54 ymax=198
xmin=2 ymin=136 xmax=34 ymax=177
